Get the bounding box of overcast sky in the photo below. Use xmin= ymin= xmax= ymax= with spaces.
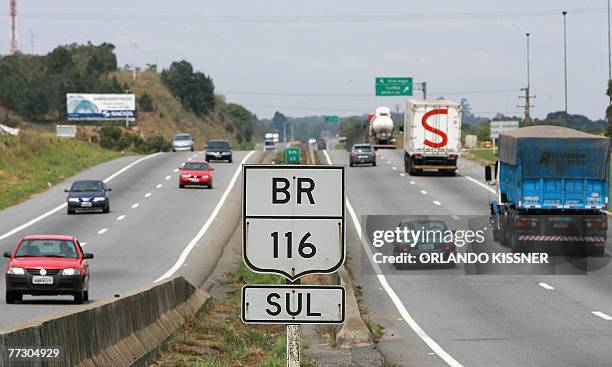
xmin=1 ymin=1 xmax=611 ymax=120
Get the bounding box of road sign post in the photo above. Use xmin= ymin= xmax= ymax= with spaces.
xmin=242 ymin=164 xmax=346 ymax=366
xmin=324 ymin=115 xmax=339 ymax=124
xmin=375 ymin=77 xmax=413 ymax=96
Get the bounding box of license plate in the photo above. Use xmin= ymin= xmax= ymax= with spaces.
xmin=190 ymin=178 xmax=199 ymax=183
xmin=359 ymin=155 xmax=368 ymax=159
xmin=81 ymin=202 xmax=92 ymax=207
xmin=418 ymin=243 xmax=435 ymax=250
xmin=32 ymin=276 xmax=53 ymax=285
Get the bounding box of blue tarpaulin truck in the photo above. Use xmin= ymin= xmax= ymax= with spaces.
xmin=486 ymin=126 xmax=609 ymax=255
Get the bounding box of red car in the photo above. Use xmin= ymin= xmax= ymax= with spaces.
xmin=3 ymin=235 xmax=93 ymax=304
xmin=179 ymin=161 xmax=214 ymax=189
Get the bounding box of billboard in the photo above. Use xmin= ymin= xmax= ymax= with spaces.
xmin=67 ymin=94 xmax=136 ymax=122
xmin=490 ymin=120 xmax=519 ymax=139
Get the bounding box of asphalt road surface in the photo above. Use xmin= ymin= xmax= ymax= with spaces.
xmin=324 ymin=148 xmax=612 ymax=367
xmin=0 ymin=150 xmax=256 ymax=327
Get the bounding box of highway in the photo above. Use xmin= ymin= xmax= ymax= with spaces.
xmin=0 ymin=150 xmax=260 ymax=327
xmin=323 ymin=148 xmax=612 ymax=367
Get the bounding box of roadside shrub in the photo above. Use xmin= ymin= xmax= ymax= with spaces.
xmin=99 ymin=126 xmax=122 ymax=150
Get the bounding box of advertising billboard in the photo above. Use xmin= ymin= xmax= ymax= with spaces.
xmin=67 ymin=94 xmax=136 ymax=122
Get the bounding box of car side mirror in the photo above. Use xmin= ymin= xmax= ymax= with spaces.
xmin=179 ymin=166 xmax=184 ymax=170
xmin=3 ymin=251 xmax=11 ymax=258
xmin=83 ymin=253 xmax=94 ymax=259
xmin=64 ymin=189 xmax=69 ymax=193
xmin=106 ymin=188 xmax=112 ymax=192
xmin=210 ymin=167 xmax=215 ymax=171
xmin=484 ymin=165 xmax=492 ymax=182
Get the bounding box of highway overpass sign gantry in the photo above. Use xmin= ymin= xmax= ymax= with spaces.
xmin=242 ymin=165 xmax=345 ymax=281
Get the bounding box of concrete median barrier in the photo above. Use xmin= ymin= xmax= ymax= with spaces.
xmin=0 ymin=276 xmax=209 ymax=367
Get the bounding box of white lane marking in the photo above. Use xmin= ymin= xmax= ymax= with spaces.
xmin=592 ymin=311 xmax=612 ymax=321
xmin=399 ymin=173 xmax=405 ymax=177
xmin=156 ymin=184 xmax=162 ymax=189
xmin=409 ymin=181 xmax=416 ymax=185
xmin=187 ymin=157 xmax=193 ymax=161
xmin=451 ymin=215 xmax=461 ymax=221
xmin=538 ymin=282 xmax=555 ymax=290
xmin=380 ymin=156 xmax=385 ymax=159
xmin=97 ymin=228 xmax=108 ymax=234
xmin=0 ymin=154 xmax=160 ymax=242
xmin=155 ymin=151 xmax=256 ymax=282
xmin=80 ymin=242 xmax=87 ymax=247
xmin=131 ymin=203 xmax=139 ymax=209
xmin=464 ymin=175 xmax=495 ymax=194
xmin=392 ymin=166 xmax=397 ymax=171
xmin=145 ymin=192 xmax=152 ymax=198
xmin=433 ymin=200 xmax=442 ymax=206
xmin=116 ymin=215 xmax=126 ymax=221
xmin=165 ymin=175 xmax=171 ymax=180
xmin=387 ymin=160 xmax=391 ymax=164
xmin=420 ymin=190 xmax=428 ymax=195
xmin=322 ymin=150 xmax=463 ymax=367
xmin=174 ymin=168 xmax=179 ymax=173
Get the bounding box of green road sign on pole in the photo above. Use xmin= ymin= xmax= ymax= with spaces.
xmin=285 ymin=147 xmax=301 ymax=164
xmin=375 ymin=77 xmax=413 ymax=96
xmin=324 ymin=115 xmax=339 ymax=124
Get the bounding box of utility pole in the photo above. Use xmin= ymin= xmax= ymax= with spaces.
xmin=518 ymin=33 xmax=535 ymax=125
xmin=562 ymin=11 xmax=568 ymax=113
xmin=414 ymin=82 xmax=427 ymax=99
xmin=10 ymin=0 xmax=18 ymax=53
xmin=29 ymin=29 xmax=35 ymax=54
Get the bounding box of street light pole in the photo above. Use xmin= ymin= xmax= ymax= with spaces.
xmin=563 ymin=10 xmax=568 ymax=113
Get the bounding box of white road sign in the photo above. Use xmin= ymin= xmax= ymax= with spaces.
xmin=243 ymin=165 xmax=345 ymax=280
xmin=241 ymin=285 xmax=345 ymax=324
xmin=490 ymin=120 xmax=520 ymax=139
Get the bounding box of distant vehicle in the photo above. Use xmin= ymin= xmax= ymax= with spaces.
xmin=65 ymin=180 xmax=111 ymax=214
xmin=265 ymin=133 xmax=280 ymax=143
xmin=308 ymin=138 xmax=317 ymax=145
xmin=349 ymin=144 xmax=376 ymax=167
xmin=4 ymin=235 xmax=93 ymax=304
xmin=392 ymin=218 xmax=456 ymax=269
xmin=368 ymin=106 xmax=396 ymax=149
xmin=404 ymin=100 xmax=461 ymax=175
xmin=206 ymin=140 xmax=233 ymax=162
xmin=264 ymin=140 xmax=275 ymax=151
xmin=487 ymin=126 xmax=608 ymax=255
xmin=179 ymin=161 xmax=214 ymax=189
xmin=171 ymin=133 xmax=195 ymax=152
xmin=317 ymin=139 xmax=327 ymax=150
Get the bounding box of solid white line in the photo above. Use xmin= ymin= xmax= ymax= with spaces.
xmin=0 ymin=154 xmax=160 ymax=242
xmin=187 ymin=157 xmax=193 ymax=161
xmin=387 ymin=160 xmax=391 ymax=164
xmin=155 ymin=151 xmax=256 ymax=282
xmin=538 ymin=282 xmax=555 ymax=290
xmin=97 ymin=228 xmax=108 ymax=235
xmin=116 ymin=215 xmax=126 ymax=221
xmin=131 ymin=203 xmax=139 ymax=209
xmin=145 ymin=192 xmax=152 ymax=198
xmin=592 ymin=311 xmax=612 ymax=321
xmin=464 ymin=175 xmax=495 ymax=194
xmin=156 ymin=184 xmax=163 ymax=189
xmin=399 ymin=173 xmax=405 ymax=177
xmin=392 ymin=166 xmax=397 ymax=170
xmin=433 ymin=200 xmax=442 ymax=206
xmin=165 ymin=175 xmax=171 ymax=180
xmin=420 ymin=190 xmax=428 ymax=195
xmin=409 ymin=181 xmax=416 ymax=185
xmin=322 ymin=150 xmax=463 ymax=367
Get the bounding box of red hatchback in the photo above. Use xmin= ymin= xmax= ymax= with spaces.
xmin=179 ymin=161 xmax=214 ymax=189
xmin=3 ymin=235 xmax=93 ymax=304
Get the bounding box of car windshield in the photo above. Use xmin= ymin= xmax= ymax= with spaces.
xmin=71 ymin=181 xmax=104 ymax=192
xmin=183 ymin=162 xmax=209 ymax=170
xmin=15 ymin=239 xmax=79 ymax=258
xmin=354 ymin=145 xmax=372 ymax=152
xmin=174 ymin=135 xmax=192 ymax=141
xmin=265 ymin=141 xmax=274 ymax=146
xmin=208 ymin=141 xmax=230 ymax=149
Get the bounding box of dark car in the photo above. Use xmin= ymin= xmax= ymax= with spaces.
xmin=349 ymin=144 xmax=376 ymax=167
xmin=4 ymin=235 xmax=93 ymax=304
xmin=205 ymin=140 xmax=233 ymax=162
xmin=317 ymin=139 xmax=327 ymax=150
xmin=392 ymin=218 xmax=456 ymax=269
xmin=65 ymin=180 xmax=111 ymax=214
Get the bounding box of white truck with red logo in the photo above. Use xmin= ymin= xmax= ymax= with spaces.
xmin=403 ymin=100 xmax=461 ymax=175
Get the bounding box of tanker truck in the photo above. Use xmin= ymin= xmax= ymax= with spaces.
xmin=368 ymin=106 xmax=396 ymax=149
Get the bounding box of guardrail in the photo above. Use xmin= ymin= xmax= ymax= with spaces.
xmin=0 ymin=276 xmax=209 ymax=367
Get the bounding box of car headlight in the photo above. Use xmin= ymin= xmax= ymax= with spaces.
xmin=68 ymin=198 xmax=80 ymax=203
xmin=93 ymin=197 xmax=106 ymax=202
xmin=61 ymin=268 xmax=79 ymax=276
xmin=7 ymin=267 xmax=25 ymax=275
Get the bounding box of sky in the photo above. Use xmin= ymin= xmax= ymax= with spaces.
xmin=1 ymin=0 xmax=611 ymax=120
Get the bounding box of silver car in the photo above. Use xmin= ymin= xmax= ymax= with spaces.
xmin=172 ymin=134 xmax=194 ymax=152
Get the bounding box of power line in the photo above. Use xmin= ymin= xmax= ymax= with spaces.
xmin=218 ymin=88 xmax=518 ymax=98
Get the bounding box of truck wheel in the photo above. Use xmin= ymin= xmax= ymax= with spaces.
xmin=510 ymin=231 xmax=523 ymax=253
xmin=591 ymin=246 xmax=606 ymax=257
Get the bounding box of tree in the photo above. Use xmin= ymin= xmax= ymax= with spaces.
xmin=272 ymin=111 xmax=287 ymax=140
xmin=161 ymin=61 xmax=215 ymax=116
xmin=226 ymin=103 xmax=255 ymax=143
xmin=47 ymin=46 xmax=73 ymax=74
xmin=139 ymin=92 xmax=154 ymax=112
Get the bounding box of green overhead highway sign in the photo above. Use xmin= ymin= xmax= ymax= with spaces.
xmin=324 ymin=115 xmax=339 ymax=124
xmin=375 ymin=77 xmax=413 ymax=96
xmin=285 ymin=147 xmax=301 ymax=164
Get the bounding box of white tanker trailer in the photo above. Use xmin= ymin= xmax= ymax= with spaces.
xmin=368 ymin=106 xmax=396 ymax=149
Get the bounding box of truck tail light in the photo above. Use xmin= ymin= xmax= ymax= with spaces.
xmin=516 ymin=218 xmax=538 ymax=228
xmin=414 ymin=154 xmax=423 ymax=159
xmin=448 ymin=154 xmax=457 ymax=160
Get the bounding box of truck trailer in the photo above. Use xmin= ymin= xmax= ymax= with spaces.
xmin=368 ymin=106 xmax=396 ymax=149
xmin=486 ymin=126 xmax=609 ymax=255
xmin=403 ymin=100 xmax=461 ymax=175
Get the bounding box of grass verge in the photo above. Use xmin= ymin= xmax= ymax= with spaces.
xmin=0 ymin=132 xmax=125 ymax=209
xmin=152 ymin=265 xmax=315 ymax=367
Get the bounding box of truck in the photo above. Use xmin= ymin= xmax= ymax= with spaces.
xmin=486 ymin=126 xmax=609 ymax=255
xmin=403 ymin=100 xmax=461 ymax=175
xmin=264 ymin=133 xmax=280 ymax=151
xmin=368 ymin=106 xmax=396 ymax=149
